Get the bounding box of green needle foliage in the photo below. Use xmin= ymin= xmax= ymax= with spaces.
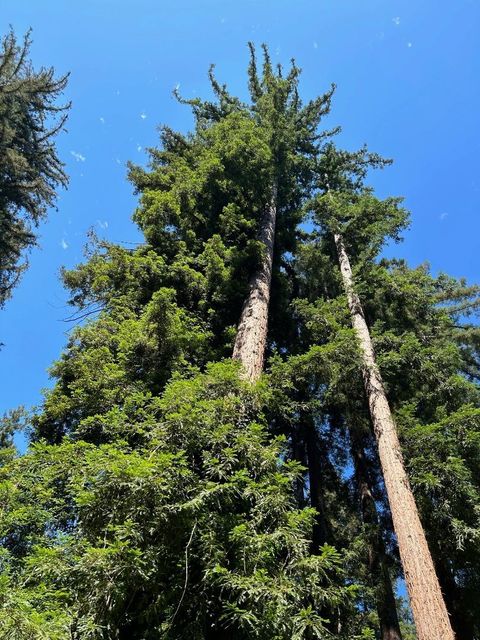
xmin=1 ymin=45 xmax=479 ymax=639
xmin=1 ymin=364 xmax=361 ymax=639
xmin=0 ymin=29 xmax=69 ymax=308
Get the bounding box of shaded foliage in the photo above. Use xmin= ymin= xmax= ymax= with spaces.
xmin=0 ymin=29 xmax=69 ymax=308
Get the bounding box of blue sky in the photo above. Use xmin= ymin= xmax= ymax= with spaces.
xmin=1 ymin=0 xmax=479 ymax=434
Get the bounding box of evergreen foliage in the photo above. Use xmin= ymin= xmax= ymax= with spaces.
xmin=0 ymin=29 xmax=69 ymax=308
xmin=2 ymin=44 xmax=479 ymax=639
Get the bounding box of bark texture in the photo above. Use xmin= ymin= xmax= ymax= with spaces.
xmin=233 ymin=187 xmax=277 ymax=381
xmin=350 ymin=428 xmax=402 ymax=640
xmin=334 ymin=232 xmax=455 ymax=640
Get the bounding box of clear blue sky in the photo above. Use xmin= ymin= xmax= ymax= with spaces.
xmin=1 ymin=1 xmax=479 ymax=432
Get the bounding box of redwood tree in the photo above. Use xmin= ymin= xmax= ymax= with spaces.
xmin=231 ymin=44 xmax=335 ymax=381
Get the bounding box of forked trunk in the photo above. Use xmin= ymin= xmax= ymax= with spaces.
xmin=334 ymin=232 xmax=454 ymax=640
xmin=350 ymin=428 xmax=402 ymax=640
xmin=233 ymin=186 xmax=277 ymax=381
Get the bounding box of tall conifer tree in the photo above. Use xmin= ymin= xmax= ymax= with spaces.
xmin=334 ymin=225 xmax=453 ymax=639
xmin=311 ymin=148 xmax=454 ymax=638
xmin=309 ymin=144 xmax=480 ymax=638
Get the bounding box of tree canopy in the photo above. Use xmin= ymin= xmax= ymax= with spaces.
xmin=1 ymin=43 xmax=479 ymax=640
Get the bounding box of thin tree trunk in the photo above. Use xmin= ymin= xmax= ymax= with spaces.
xmin=350 ymin=428 xmax=403 ymax=640
xmin=233 ymin=186 xmax=277 ymax=381
xmin=291 ymin=424 xmax=308 ymax=506
xmin=304 ymin=418 xmax=329 ymax=551
xmin=334 ymin=232 xmax=455 ymax=640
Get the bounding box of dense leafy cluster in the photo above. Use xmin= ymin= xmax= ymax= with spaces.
xmin=2 ymin=363 xmax=362 ymax=639
xmin=1 ymin=43 xmax=479 ymax=639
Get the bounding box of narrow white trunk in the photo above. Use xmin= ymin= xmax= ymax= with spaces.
xmin=334 ymin=232 xmax=454 ymax=640
xmin=233 ymin=188 xmax=277 ymax=381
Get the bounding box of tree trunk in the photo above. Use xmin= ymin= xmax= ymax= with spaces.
xmin=233 ymin=187 xmax=277 ymax=381
xmin=350 ymin=427 xmax=402 ymax=640
xmin=291 ymin=424 xmax=308 ymax=506
xmin=304 ymin=418 xmax=330 ymax=551
xmin=334 ymin=232 xmax=455 ymax=640
xmin=433 ymin=552 xmax=475 ymax=640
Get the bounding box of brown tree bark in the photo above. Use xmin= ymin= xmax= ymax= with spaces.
xmin=334 ymin=232 xmax=455 ymax=640
xmin=233 ymin=187 xmax=277 ymax=381
xmin=350 ymin=427 xmax=402 ymax=640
